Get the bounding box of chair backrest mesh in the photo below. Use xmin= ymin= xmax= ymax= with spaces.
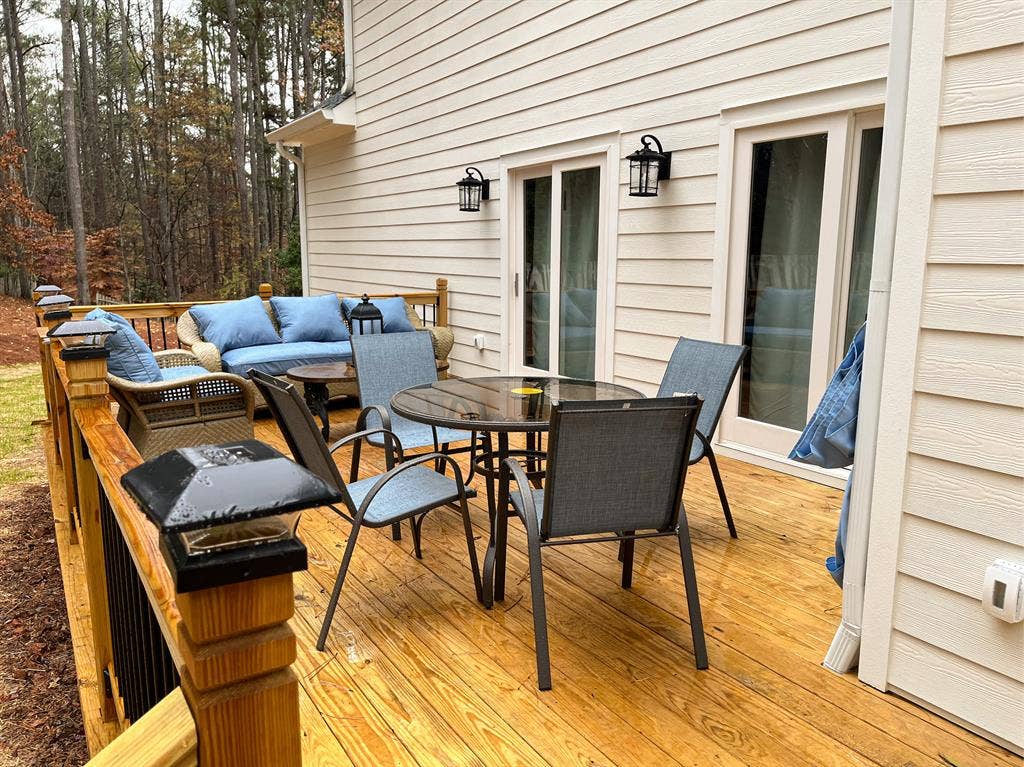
xmin=541 ymin=396 xmax=702 ymax=538
xmin=656 ymin=337 xmax=746 ymax=439
xmin=351 ymin=332 xmax=438 ymax=427
xmin=249 ymin=371 xmax=352 ymax=507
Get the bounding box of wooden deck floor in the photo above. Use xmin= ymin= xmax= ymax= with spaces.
xmin=52 ymin=402 xmax=1020 ymax=766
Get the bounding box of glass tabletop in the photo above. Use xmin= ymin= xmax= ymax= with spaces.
xmin=390 ymin=376 xmax=645 ymax=432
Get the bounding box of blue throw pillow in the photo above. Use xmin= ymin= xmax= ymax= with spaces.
xmin=188 ymin=295 xmax=281 ymax=353
xmin=84 ymin=308 xmax=162 ymax=383
xmin=270 ymin=294 xmax=349 ymax=343
xmin=341 ymin=296 xmax=415 ymax=335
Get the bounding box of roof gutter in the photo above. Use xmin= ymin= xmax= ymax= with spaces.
xmin=822 ymin=0 xmax=913 ymax=674
xmin=275 ymin=143 xmax=310 ymax=296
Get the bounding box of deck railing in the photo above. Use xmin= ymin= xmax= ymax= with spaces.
xmin=32 ymin=279 xmax=452 ymax=764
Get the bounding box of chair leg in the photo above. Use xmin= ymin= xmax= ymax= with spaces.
xmin=411 ymin=513 xmax=426 ymax=559
xmin=391 ymin=522 xmax=402 ymax=541
xmin=706 ymin=447 xmax=737 ymax=539
xmin=457 ymin=495 xmax=483 ymax=603
xmin=436 ymin=443 xmax=450 ymax=474
xmin=620 ymin=532 xmax=635 ymax=589
xmin=317 ymin=521 xmax=362 ymax=652
xmin=526 ymin=535 xmax=552 ymax=691
xmin=676 ymin=505 xmax=708 ymax=670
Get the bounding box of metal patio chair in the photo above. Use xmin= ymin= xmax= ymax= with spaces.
xmin=351 ymin=331 xmax=482 ymax=542
xmin=656 ymin=337 xmax=747 ymax=538
xmin=249 ymin=370 xmax=483 ymax=652
xmin=497 ymin=396 xmax=708 ymax=690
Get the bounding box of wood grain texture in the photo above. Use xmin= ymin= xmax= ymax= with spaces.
xmin=888 ymin=632 xmax=1023 ymax=747
xmin=893 ymin=574 xmax=1024 ymax=681
xmin=934 ymin=119 xmax=1024 ymax=195
xmin=946 ymin=0 xmax=1024 ymax=56
xmin=940 ymin=44 xmax=1024 ymax=125
xmin=920 ymin=263 xmax=1024 ymax=338
xmin=915 ymin=328 xmax=1023 ymax=407
xmin=85 ymin=688 xmax=197 ymax=767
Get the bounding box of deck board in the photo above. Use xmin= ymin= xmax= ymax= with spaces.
xmin=45 ymin=405 xmax=1022 ymax=766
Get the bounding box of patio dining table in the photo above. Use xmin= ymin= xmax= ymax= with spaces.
xmin=391 ymin=375 xmax=644 ymax=606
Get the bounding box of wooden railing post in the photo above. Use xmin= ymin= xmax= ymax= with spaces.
xmin=63 ymin=345 xmax=118 ymax=723
xmin=436 ymin=276 xmax=449 ymax=326
xmin=176 ymin=574 xmax=301 ymax=766
xmin=258 ymin=282 xmax=273 ymax=300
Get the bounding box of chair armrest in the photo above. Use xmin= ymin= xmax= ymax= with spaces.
xmin=188 ymin=340 xmax=222 ymax=372
xmin=350 ymin=405 xmax=400 ymax=475
xmin=153 ymin=349 xmax=202 ymax=369
xmin=502 ymin=457 xmax=541 ymax=535
xmin=328 ymin=428 xmax=405 ymax=463
xmin=354 ymin=452 xmax=468 ymax=522
xmin=419 ymin=325 xmax=454 ymax=361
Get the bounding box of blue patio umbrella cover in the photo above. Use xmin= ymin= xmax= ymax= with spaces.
xmin=789 ymin=324 xmax=866 ymax=586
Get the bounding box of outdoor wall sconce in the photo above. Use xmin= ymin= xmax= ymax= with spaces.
xmin=121 ymin=440 xmax=342 ymax=592
xmin=349 ymin=294 xmax=384 ymax=335
xmin=456 ymin=167 xmax=490 ymax=212
xmin=47 ymin=319 xmax=116 ymax=360
xmin=627 ymin=134 xmax=672 ymax=197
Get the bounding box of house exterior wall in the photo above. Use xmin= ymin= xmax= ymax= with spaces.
xmin=860 ymin=0 xmax=1024 ymax=752
xmin=301 ymin=0 xmax=892 ymax=389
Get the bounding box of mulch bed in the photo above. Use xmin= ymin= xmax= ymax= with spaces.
xmin=0 ymin=296 xmax=40 ymax=366
xmin=0 ymin=483 xmax=90 ymax=766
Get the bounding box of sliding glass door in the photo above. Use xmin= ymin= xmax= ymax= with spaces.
xmin=722 ymin=111 xmax=883 ymax=456
xmin=512 ymin=156 xmax=605 ymax=379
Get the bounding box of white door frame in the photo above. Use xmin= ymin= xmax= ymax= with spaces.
xmin=499 ymin=134 xmax=621 ymax=379
xmin=709 ymin=80 xmax=886 ymax=485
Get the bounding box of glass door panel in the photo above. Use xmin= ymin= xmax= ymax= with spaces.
xmin=522 ymin=176 xmax=552 ymax=371
xmin=740 ymin=133 xmax=828 ymax=431
xmin=558 ymin=167 xmax=600 ymax=379
xmin=842 ymin=125 xmax=883 ymax=350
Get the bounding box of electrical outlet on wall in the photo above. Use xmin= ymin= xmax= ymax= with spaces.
xmin=473 ymin=334 xmax=486 ymax=350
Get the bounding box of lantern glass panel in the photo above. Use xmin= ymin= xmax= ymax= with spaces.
xmin=179 ymin=512 xmax=300 ymax=555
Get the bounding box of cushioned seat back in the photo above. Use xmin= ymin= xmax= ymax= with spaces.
xmin=541 ymin=396 xmax=702 ymax=539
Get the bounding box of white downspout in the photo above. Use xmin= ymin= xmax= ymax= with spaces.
xmin=275 ymin=143 xmax=310 ymax=297
xmin=823 ymin=0 xmax=914 ymax=673
xmin=341 ymin=0 xmax=355 ymax=98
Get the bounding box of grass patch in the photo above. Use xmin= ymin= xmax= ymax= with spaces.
xmin=0 ymin=364 xmax=46 ymax=487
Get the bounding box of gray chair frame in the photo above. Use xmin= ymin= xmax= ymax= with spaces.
xmin=657 ymin=337 xmax=747 ymax=539
xmin=495 ymin=396 xmax=708 ymax=690
xmin=350 ymin=332 xmax=484 ymax=544
xmin=249 ymin=370 xmax=482 ymax=651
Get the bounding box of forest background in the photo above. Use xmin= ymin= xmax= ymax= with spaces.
xmin=0 ymin=0 xmax=344 ymax=303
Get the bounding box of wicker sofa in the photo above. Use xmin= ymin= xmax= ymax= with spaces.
xmin=176 ymin=298 xmax=455 ymax=408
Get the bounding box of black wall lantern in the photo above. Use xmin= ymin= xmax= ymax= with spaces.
xmin=627 ymin=134 xmax=672 ymax=197
xmin=349 ymin=294 xmax=384 ymax=335
xmin=122 ymin=440 xmax=342 ymax=592
xmin=456 ymin=166 xmax=490 ymax=212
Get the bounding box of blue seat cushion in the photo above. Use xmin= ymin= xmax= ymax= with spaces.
xmin=84 ymin=308 xmax=162 ymax=383
xmin=346 ymin=465 xmax=463 ymax=526
xmin=269 ymin=294 xmax=349 ymax=343
xmin=221 ymin=341 xmax=353 ymax=377
xmin=341 ymin=296 xmax=415 ymax=335
xmin=160 ymin=365 xmax=212 ymax=382
xmin=510 ymin=487 xmax=545 ymax=525
xmin=189 ymin=296 xmax=281 ymax=353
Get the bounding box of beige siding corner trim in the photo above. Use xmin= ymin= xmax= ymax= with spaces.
xmin=859 ymin=0 xmax=948 ymax=689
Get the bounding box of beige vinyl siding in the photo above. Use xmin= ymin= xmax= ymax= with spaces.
xmin=303 ymin=0 xmax=892 ymax=383
xmin=871 ymin=0 xmax=1024 ymax=749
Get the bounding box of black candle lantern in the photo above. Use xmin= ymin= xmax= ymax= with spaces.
xmin=349 ymin=294 xmax=384 ymax=335
xmin=47 ymin=319 xmax=116 ymax=360
xmin=627 ymin=134 xmax=672 ymax=197
xmin=121 ymin=440 xmax=342 ymax=592
xmin=456 ymin=167 xmax=490 ymax=212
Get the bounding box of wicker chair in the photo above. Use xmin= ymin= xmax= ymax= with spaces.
xmin=176 ymin=299 xmax=454 ymax=408
xmin=107 ymin=349 xmax=255 ymax=459
xmin=495 ymin=396 xmax=708 ymax=690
